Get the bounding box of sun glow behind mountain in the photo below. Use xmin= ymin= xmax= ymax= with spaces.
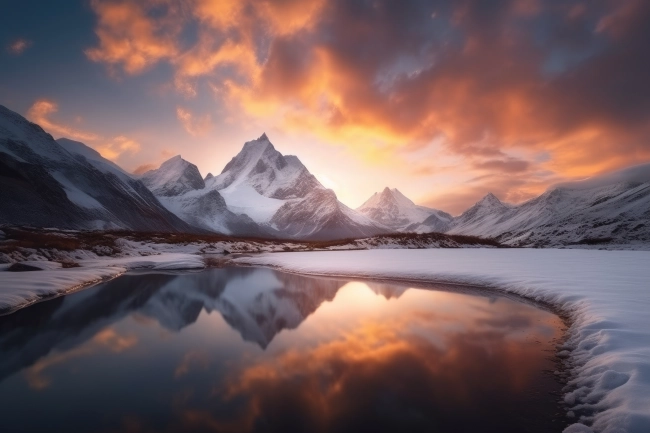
xmin=1 ymin=0 xmax=649 ymax=213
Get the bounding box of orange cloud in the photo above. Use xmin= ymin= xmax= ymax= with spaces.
xmin=95 ymin=135 xmax=142 ymax=161
xmin=7 ymin=38 xmax=32 ymax=55
xmin=27 ymin=99 xmax=142 ymax=162
xmin=257 ymin=0 xmax=326 ymax=36
xmin=176 ymin=106 xmax=213 ymax=137
xmin=27 ymin=100 xmax=101 ymax=142
xmin=85 ymin=0 xmax=181 ymax=74
xmin=84 ymin=0 xmax=650 ymax=211
xmin=132 ymin=163 xmax=157 ymax=175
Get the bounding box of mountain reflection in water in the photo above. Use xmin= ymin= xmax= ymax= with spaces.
xmin=0 ymin=267 xmax=565 ymax=433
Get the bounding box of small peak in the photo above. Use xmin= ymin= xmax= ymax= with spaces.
xmin=204 ymin=172 xmax=214 ymax=180
xmin=242 ymin=134 xmax=274 ymax=151
xmin=382 ymin=186 xmax=392 ymax=194
xmin=478 ymin=192 xmax=502 ymax=205
xmin=158 ymin=155 xmax=188 ymax=169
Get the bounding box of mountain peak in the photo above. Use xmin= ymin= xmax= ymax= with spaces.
xmin=240 ymin=134 xmax=275 ymax=156
xmin=141 ymin=155 xmax=205 ymax=197
xmin=479 ymin=192 xmax=502 ymax=206
xmin=214 ymin=135 xmax=322 ymax=199
xmin=358 ymin=187 xmax=448 ymax=231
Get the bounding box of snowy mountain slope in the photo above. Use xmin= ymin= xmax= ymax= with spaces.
xmin=143 ymin=134 xmax=390 ymax=240
xmin=57 ymin=138 xmax=126 ymax=177
xmin=140 ymin=155 xmax=205 ymax=196
xmin=448 ymin=167 xmax=650 ymax=247
xmin=0 ymin=105 xmax=193 ymax=232
xmin=138 ymin=155 xmax=262 ymax=236
xmin=271 ymin=188 xmax=390 ymax=240
xmin=358 ymin=187 xmax=452 ymax=232
xmin=447 ymin=193 xmax=514 ymax=237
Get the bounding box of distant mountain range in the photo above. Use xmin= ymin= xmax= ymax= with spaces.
xmin=139 ymin=133 xmax=389 ymax=240
xmin=447 ymin=166 xmax=650 ymax=247
xmin=1 ymin=104 xmax=649 ymax=246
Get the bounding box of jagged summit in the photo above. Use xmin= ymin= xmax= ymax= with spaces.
xmin=477 ymin=192 xmax=507 ymax=208
xmin=140 ymin=155 xmax=205 ymax=197
xmin=214 ymin=134 xmax=322 ymax=200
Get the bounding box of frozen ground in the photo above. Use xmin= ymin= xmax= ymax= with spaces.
xmin=0 ymin=253 xmax=205 ymax=314
xmin=233 ymin=249 xmax=650 ymax=433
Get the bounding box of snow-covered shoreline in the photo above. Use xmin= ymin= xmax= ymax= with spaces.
xmin=232 ymin=249 xmax=650 ymax=433
xmin=2 ymin=247 xmax=649 ymax=432
xmin=0 ymin=253 xmax=205 ymax=314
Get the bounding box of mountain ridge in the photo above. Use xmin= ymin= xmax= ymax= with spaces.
xmin=2 ymin=102 xmax=649 ymax=246
xmin=0 ymin=105 xmax=194 ymax=232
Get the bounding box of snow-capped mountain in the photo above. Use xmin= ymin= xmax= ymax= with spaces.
xmin=141 ymin=155 xmax=205 ymax=197
xmin=139 ymin=156 xmax=262 ymax=237
xmin=448 ymin=166 xmax=650 ymax=247
xmin=144 ymin=134 xmax=389 ymax=240
xmin=212 ymin=133 xmax=322 ymax=200
xmin=0 ymin=105 xmax=192 ymax=232
xmin=358 ymin=187 xmax=452 ymax=232
xmin=447 ymin=193 xmax=514 ymax=236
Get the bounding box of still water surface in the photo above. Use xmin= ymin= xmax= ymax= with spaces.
xmin=0 ymin=267 xmax=565 ymax=433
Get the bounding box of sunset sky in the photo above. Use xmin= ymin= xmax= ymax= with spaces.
xmin=2 ymin=0 xmax=649 ymax=214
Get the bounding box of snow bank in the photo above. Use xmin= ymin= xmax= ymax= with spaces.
xmin=233 ymin=249 xmax=650 ymax=433
xmin=0 ymin=267 xmax=123 ymax=313
xmin=0 ymin=253 xmax=205 ymax=314
xmin=79 ymin=252 xmax=206 ymax=271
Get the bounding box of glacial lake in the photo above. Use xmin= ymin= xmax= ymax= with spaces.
xmin=0 ymin=267 xmax=566 ymax=432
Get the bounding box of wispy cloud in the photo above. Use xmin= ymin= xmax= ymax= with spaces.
xmin=27 ymin=99 xmax=141 ymax=162
xmin=94 ymin=135 xmax=141 ymax=161
xmin=7 ymin=38 xmax=32 ymax=55
xmin=132 ymin=163 xmax=157 ymax=175
xmin=176 ymin=106 xmax=213 ymax=137
xmin=27 ymin=100 xmax=100 ymax=142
